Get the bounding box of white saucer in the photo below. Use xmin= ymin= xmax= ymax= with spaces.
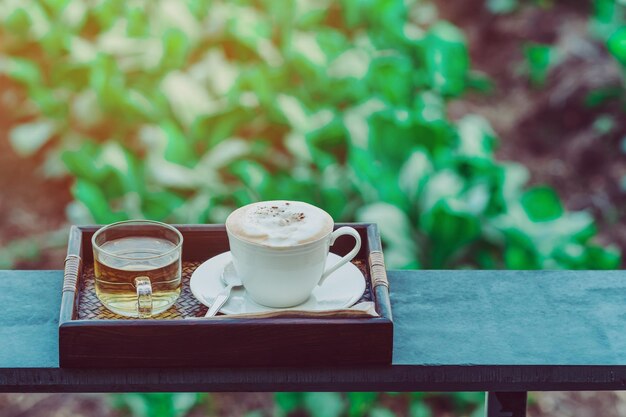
xmin=190 ymin=252 xmax=366 ymax=315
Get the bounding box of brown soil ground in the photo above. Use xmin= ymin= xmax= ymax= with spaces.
xmin=0 ymin=76 xmax=71 ymax=269
xmin=442 ymin=0 xmax=626 ymax=258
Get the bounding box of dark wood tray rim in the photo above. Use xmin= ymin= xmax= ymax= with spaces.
xmin=59 ymin=223 xmax=392 ymax=325
xmin=58 ymin=223 xmax=393 ymax=368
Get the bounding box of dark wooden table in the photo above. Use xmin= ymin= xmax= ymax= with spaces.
xmin=3 ymin=269 xmax=626 ymax=417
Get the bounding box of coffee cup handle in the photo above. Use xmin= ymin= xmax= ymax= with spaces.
xmin=319 ymin=227 xmax=362 ymax=286
xmin=135 ymin=276 xmax=153 ymax=318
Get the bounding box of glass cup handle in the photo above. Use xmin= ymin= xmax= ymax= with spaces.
xmin=319 ymin=227 xmax=362 ymax=286
xmin=135 ymin=276 xmax=153 ymax=318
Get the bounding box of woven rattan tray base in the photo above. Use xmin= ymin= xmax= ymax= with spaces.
xmin=78 ymin=259 xmax=372 ymax=320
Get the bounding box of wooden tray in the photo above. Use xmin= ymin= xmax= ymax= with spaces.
xmin=59 ymin=223 xmax=393 ymax=368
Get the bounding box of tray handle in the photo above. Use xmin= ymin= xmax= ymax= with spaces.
xmin=63 ymin=254 xmax=82 ymax=293
xmin=369 ymin=251 xmax=389 ymax=289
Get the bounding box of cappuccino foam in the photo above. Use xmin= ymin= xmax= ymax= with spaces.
xmin=226 ymin=201 xmax=334 ymax=247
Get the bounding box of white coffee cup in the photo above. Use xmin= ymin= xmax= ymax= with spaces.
xmin=225 ymin=201 xmax=362 ymax=308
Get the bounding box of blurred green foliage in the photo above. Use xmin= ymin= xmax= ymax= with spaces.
xmin=274 ymin=392 xmax=485 ymax=417
xmin=592 ymin=0 xmax=626 ymax=77
xmin=523 ymin=43 xmax=555 ymax=87
xmin=112 ymin=393 xmax=204 ymax=417
xmin=502 ymin=0 xmax=626 ymax=210
xmin=0 ymin=1 xmax=622 ymax=416
xmin=0 ymin=0 xmax=619 ymax=270
xmin=586 ymin=0 xmax=626 ymax=195
xmin=109 ymin=392 xmax=486 ymax=417
xmin=486 ymin=0 xmax=552 ymax=15
xmin=591 ymin=0 xmax=626 ymax=41
xmin=597 ymin=0 xmax=626 ymax=192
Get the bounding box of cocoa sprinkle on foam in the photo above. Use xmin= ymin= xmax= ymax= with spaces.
xmin=227 ymin=200 xmax=332 ymax=247
xmin=254 ymin=205 xmax=305 ymax=223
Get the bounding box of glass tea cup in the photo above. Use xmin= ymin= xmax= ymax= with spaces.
xmin=92 ymin=220 xmax=183 ymax=318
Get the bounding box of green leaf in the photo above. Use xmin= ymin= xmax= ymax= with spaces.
xmin=59 ymin=1 xmax=88 ymax=33
xmin=112 ymin=393 xmax=149 ymax=417
xmin=3 ymin=2 xmax=50 ymax=40
xmin=471 ymin=405 xmax=487 ymax=417
xmin=410 ymin=401 xmax=433 ymax=417
xmin=274 ymin=393 xmax=302 ymax=414
xmin=584 ymin=245 xmax=622 ymax=269
xmin=62 ymin=141 xmax=107 ymax=183
xmin=505 ymin=243 xmax=539 ymax=269
xmin=295 ymin=2 xmax=328 ymax=28
xmin=70 ymin=90 xmax=102 ymax=129
xmin=421 ymin=201 xmax=481 ymax=268
xmin=142 ymin=191 xmax=185 ymax=221
xmin=499 ymin=162 xmax=530 ymax=203
xmin=321 ymin=186 xmax=350 ymax=220
xmin=357 ymin=202 xmax=419 ymax=268
xmin=316 ymin=29 xmax=351 ymax=62
xmin=191 ymin=108 xmax=252 ymax=148
xmin=584 ymin=88 xmax=623 ymax=107
xmin=161 ymin=28 xmax=190 ymax=70
xmin=362 ymin=0 xmax=408 ymax=43
xmin=290 ymin=31 xmax=328 ymax=70
xmin=420 ymin=170 xmax=464 ymax=213
xmin=227 ymin=6 xmax=272 ymax=49
xmin=305 ymin=112 xmax=347 ymax=169
xmin=487 ymin=0 xmax=518 ymax=14
xmin=161 ymin=121 xmax=197 ymax=167
xmin=29 ymin=87 xmax=68 ymax=118
xmin=424 ymin=22 xmax=469 ymax=96
xmin=590 ymin=0 xmax=626 ymax=40
xmin=42 ymin=0 xmax=71 ymax=15
xmin=524 ymin=43 xmax=554 ymax=87
xmin=89 ymin=54 xmax=127 ymax=113
xmin=369 ymin=406 xmax=397 ymax=417
xmin=456 ymin=115 xmax=496 ymax=159
xmin=453 ymin=392 xmax=485 ymax=407
xmin=72 ymin=179 xmax=126 ymax=224
xmin=98 ymin=142 xmax=143 ymax=194
xmin=399 ymin=149 xmax=433 ymax=203
xmin=229 ymin=160 xmax=272 ymax=200
xmin=4 ymin=7 xmax=32 ymax=36
xmin=303 ymin=393 xmax=345 ymax=417
xmin=593 ymin=114 xmax=615 ymax=134
xmin=171 ymin=392 xmax=200 ymax=416
xmin=367 ymin=55 xmax=414 ymax=106
xmin=607 ymin=27 xmax=626 ymax=67
xmin=350 ymin=145 xmax=409 ymax=209
xmin=367 ymin=108 xmax=425 ymax=165
xmin=4 ymin=58 xmax=41 ymax=86
xmin=346 ymin=392 xmax=378 ymax=417
xmin=520 ymin=187 xmax=563 ymax=222
xmin=126 ymin=6 xmax=149 ymax=37
xmin=277 ymin=94 xmax=309 ymax=131
xmin=161 ymin=71 xmax=221 ymax=128
xmin=412 ymin=92 xmax=446 ymax=123
xmin=112 ymin=393 xmax=199 ymax=417
xmin=9 ymin=120 xmax=56 ymax=156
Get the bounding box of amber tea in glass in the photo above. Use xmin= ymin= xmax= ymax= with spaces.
xmin=92 ymin=220 xmax=183 ymax=318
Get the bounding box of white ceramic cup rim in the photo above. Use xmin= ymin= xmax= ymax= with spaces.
xmin=224 ymin=205 xmax=336 ymax=250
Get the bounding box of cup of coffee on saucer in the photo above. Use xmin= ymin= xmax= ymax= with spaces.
xmin=224 ymin=200 xmax=362 ymax=308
